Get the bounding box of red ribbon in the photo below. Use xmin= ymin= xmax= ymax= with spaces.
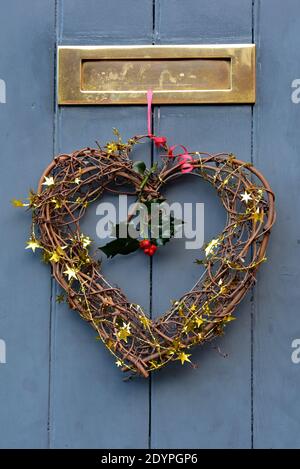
xmin=168 ymin=144 xmax=194 ymax=173
xmin=147 ymin=89 xmax=167 ymax=148
xmin=146 ymin=89 xmax=194 ymax=173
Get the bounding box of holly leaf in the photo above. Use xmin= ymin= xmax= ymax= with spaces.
xmin=152 ymin=216 xmax=184 ymax=245
xmin=99 ymin=237 xmax=140 ymax=258
xmin=132 ymin=161 xmax=146 ymax=176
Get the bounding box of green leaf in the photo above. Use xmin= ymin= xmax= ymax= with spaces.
xmin=194 ymin=259 xmax=205 ymax=265
xmin=99 ymin=237 xmax=140 ymax=258
xmin=151 ymin=215 xmax=184 ymax=242
xmin=56 ymin=293 xmax=65 ymax=303
xmin=132 ymin=161 xmax=146 ymax=175
xmin=139 ymin=162 xmax=158 ymax=190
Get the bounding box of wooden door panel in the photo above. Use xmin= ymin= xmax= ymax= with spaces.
xmin=49 ymin=1 xmax=154 ymax=449
xmin=50 ymin=108 xmax=151 ymax=448
xmin=150 ymin=0 xmax=253 ymax=449
xmin=253 ymin=0 xmax=300 ymax=448
xmin=151 ymin=107 xmax=253 ymax=448
xmin=0 ymin=0 xmax=55 ymax=448
xmin=156 ymin=0 xmax=252 ymax=44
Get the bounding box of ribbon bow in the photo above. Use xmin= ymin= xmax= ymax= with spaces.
xmin=147 ymin=89 xmax=194 ymax=173
xmin=168 ymin=144 xmax=194 ymax=174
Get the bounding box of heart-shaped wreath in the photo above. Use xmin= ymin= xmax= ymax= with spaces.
xmin=13 ymin=93 xmax=275 ymax=378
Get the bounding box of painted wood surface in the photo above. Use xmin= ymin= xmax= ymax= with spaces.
xmin=253 ymin=0 xmax=300 ymax=448
xmin=50 ymin=0 xmax=154 ymax=449
xmin=0 ymin=0 xmax=55 ymax=448
xmin=0 ymin=0 xmax=299 ymax=449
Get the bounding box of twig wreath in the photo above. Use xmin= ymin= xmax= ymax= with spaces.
xmin=14 ymin=91 xmax=275 ymax=378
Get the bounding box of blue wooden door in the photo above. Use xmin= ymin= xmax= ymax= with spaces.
xmin=1 ymin=0 xmax=300 ymax=449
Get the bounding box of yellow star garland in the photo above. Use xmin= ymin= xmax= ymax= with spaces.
xmin=115 ymin=322 xmax=131 ymax=343
xmin=63 ymin=265 xmax=78 ymax=281
xmin=25 ymin=238 xmax=41 ymax=253
xmin=176 ymin=352 xmax=192 ymax=365
xmin=42 ymin=176 xmax=55 ymax=187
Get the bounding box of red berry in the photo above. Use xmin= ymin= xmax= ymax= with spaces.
xmin=148 ymin=244 xmax=157 ymax=256
xmin=140 ymin=239 xmax=151 ymax=249
xmin=142 ymin=242 xmax=158 ymax=256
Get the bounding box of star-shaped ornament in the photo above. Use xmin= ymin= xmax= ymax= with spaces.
xmin=25 ymin=238 xmax=41 ymax=253
xmin=176 ymin=352 xmax=192 ymax=365
xmin=63 ymin=265 xmax=78 ymax=281
xmin=241 ymin=191 xmax=252 ymax=204
xmin=42 ymin=176 xmax=55 ymax=187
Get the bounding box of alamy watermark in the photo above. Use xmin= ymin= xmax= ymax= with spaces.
xmin=0 ymin=78 xmax=6 ymax=104
xmin=291 ymin=79 xmax=300 ymax=103
xmin=0 ymin=339 xmax=6 ymax=364
xmin=95 ymin=195 xmax=205 ymax=249
xmin=291 ymin=339 xmax=300 ymax=364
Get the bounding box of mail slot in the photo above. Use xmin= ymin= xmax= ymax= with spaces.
xmin=58 ymin=44 xmax=255 ymax=105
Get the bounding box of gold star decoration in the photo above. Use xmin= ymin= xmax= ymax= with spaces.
xmin=178 ymin=305 xmax=186 ymax=317
xmin=49 ymin=246 xmax=67 ymax=263
xmin=224 ymin=315 xmax=236 ymax=322
xmin=25 ymin=238 xmax=41 ymax=253
xmin=183 ymin=321 xmax=195 ymax=334
xmin=195 ymin=316 xmax=204 ymax=327
xmin=115 ymin=359 xmax=123 ymax=367
xmin=202 ymin=303 xmax=211 ymax=315
xmin=138 ymin=314 xmax=151 ymax=329
xmin=176 ymin=352 xmax=192 ymax=365
xmin=11 ymin=198 xmax=28 ymax=207
xmin=80 ymin=234 xmax=92 ymax=248
xmin=149 ymin=360 xmax=160 ymax=369
xmin=51 ymin=198 xmax=62 ymax=209
xmin=115 ymin=322 xmax=131 ymax=343
xmin=190 ymin=304 xmax=197 ymax=312
xmin=241 ymin=191 xmax=252 ymax=204
xmin=105 ymin=338 xmax=117 ymax=351
xmin=50 ymin=251 xmax=60 ymax=263
xmin=222 ymin=177 xmax=229 ymax=186
xmin=219 ymin=280 xmax=227 ymax=294
xmin=171 ymin=338 xmax=185 ymax=352
xmin=205 ymin=238 xmax=220 ymax=257
xmin=27 ymin=190 xmax=38 ymax=208
xmin=74 ymin=177 xmax=81 ymax=185
xmin=252 ymin=208 xmax=264 ymax=223
xmin=42 ymin=176 xmax=55 ymax=187
xmin=63 ymin=265 xmax=78 ymax=281
xmin=106 ymin=142 xmax=118 ymax=154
